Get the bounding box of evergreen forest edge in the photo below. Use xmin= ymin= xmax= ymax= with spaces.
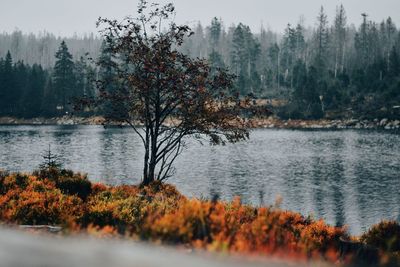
xmin=0 ymin=5 xmax=400 ymax=120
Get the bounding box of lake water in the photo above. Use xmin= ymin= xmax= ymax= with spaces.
xmin=0 ymin=125 xmax=399 ymax=235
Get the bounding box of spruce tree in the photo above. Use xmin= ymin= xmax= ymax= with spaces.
xmin=314 ymin=7 xmax=329 ymax=72
xmin=14 ymin=61 xmax=29 ymax=117
xmin=0 ymin=51 xmax=15 ymax=115
xmin=98 ymin=40 xmax=117 ymax=116
xmin=23 ymin=64 xmax=46 ymax=117
xmin=208 ymin=18 xmax=225 ymax=74
xmin=389 ymin=46 xmax=400 ymax=78
xmin=333 ymin=4 xmax=347 ymax=76
xmin=53 ymin=41 xmax=75 ymax=114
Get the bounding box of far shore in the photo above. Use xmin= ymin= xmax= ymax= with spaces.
xmin=0 ymin=116 xmax=399 ymax=130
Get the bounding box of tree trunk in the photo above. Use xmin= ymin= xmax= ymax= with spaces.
xmin=341 ymin=44 xmax=346 ymax=73
xmin=142 ymin=100 xmax=152 ymax=185
xmin=277 ymin=51 xmax=280 ymax=89
xmin=148 ymin=133 xmax=158 ymax=184
xmin=334 ymin=47 xmax=339 ymax=78
xmin=142 ymin=138 xmax=151 ymax=185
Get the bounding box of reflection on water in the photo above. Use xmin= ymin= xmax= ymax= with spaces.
xmin=0 ymin=125 xmax=399 ymax=235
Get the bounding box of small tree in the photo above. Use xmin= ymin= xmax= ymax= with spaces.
xmin=39 ymin=144 xmax=62 ymax=171
xmin=94 ymin=1 xmax=249 ymax=185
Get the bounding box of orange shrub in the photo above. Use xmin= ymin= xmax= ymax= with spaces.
xmin=91 ymin=182 xmax=109 ymax=194
xmin=0 ymin=170 xmax=398 ymax=266
xmin=361 ymin=221 xmax=400 ymax=252
xmin=149 ymin=199 xmax=212 ymax=243
xmin=0 ymin=176 xmax=83 ymax=225
xmin=2 ymin=173 xmax=29 ymax=192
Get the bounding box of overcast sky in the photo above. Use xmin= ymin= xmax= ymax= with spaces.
xmin=1 ymin=0 xmax=399 ymax=36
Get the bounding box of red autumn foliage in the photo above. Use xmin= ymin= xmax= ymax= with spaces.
xmin=0 ymin=169 xmax=399 ymax=266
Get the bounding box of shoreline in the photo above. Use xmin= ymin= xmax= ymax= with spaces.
xmin=1 ymin=116 xmax=399 ymax=130
xmin=247 ymin=117 xmax=400 ymax=130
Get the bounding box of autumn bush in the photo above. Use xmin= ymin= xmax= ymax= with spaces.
xmin=0 ymin=170 xmax=399 ymax=266
xmin=1 ymin=173 xmax=29 ymax=192
xmin=361 ymin=221 xmax=400 ymax=253
xmin=0 ymin=175 xmax=83 ymax=225
xmin=33 ymin=168 xmax=92 ymax=199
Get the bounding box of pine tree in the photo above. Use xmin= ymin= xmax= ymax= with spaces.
xmin=53 ymin=41 xmax=75 ymax=113
xmin=231 ymin=23 xmax=260 ymax=95
xmin=192 ymin=23 xmax=206 ymax=58
xmin=98 ymin=40 xmax=119 ymax=116
xmin=0 ymin=51 xmax=16 ymax=115
xmin=74 ymin=56 xmax=87 ymax=98
xmin=0 ymin=58 xmax=4 ymax=114
xmin=355 ymin=13 xmax=370 ymax=68
xmin=333 ymin=4 xmax=347 ymax=77
xmin=84 ymin=64 xmax=96 ymax=98
xmin=209 ymin=17 xmax=222 ymax=49
xmin=208 ymin=18 xmax=225 ymax=74
xmin=386 ymin=17 xmax=396 ymax=71
xmin=281 ymin=24 xmax=297 ymax=88
xmin=388 ymin=46 xmax=400 ymax=78
xmin=294 ymin=23 xmax=306 ymax=61
xmin=42 ymin=78 xmax=57 ymax=117
xmin=14 ymin=61 xmax=29 ymax=117
xmin=23 ymin=64 xmax=46 ymax=117
xmin=314 ymin=6 xmax=329 ymax=71
xmin=74 ymin=56 xmax=96 ymax=114
xmin=268 ymin=43 xmax=281 ymax=89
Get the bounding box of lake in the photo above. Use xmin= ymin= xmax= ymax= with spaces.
xmin=0 ymin=125 xmax=399 ymax=235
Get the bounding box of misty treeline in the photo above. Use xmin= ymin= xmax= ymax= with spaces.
xmin=0 ymin=41 xmax=97 ymax=117
xmin=0 ymin=4 xmax=400 ymax=119
xmin=0 ymin=32 xmax=101 ymax=68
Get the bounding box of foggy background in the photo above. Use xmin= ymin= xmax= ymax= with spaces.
xmin=1 ymin=0 xmax=399 ymax=36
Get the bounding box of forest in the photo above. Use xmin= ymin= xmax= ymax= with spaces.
xmin=0 ymin=5 xmax=399 ymax=119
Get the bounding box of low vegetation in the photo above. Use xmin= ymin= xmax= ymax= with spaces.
xmin=0 ymin=168 xmax=399 ymax=266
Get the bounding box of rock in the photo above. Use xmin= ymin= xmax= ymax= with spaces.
xmin=310 ymin=124 xmax=323 ymax=129
xmin=345 ymin=119 xmax=358 ymax=126
xmin=19 ymin=225 xmax=62 ymax=233
xmin=380 ymin=118 xmax=388 ymax=126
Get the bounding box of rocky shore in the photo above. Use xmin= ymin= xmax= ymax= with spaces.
xmin=0 ymin=116 xmax=106 ymax=126
xmin=247 ymin=117 xmax=400 ymax=130
xmin=0 ymin=116 xmax=399 ymax=130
